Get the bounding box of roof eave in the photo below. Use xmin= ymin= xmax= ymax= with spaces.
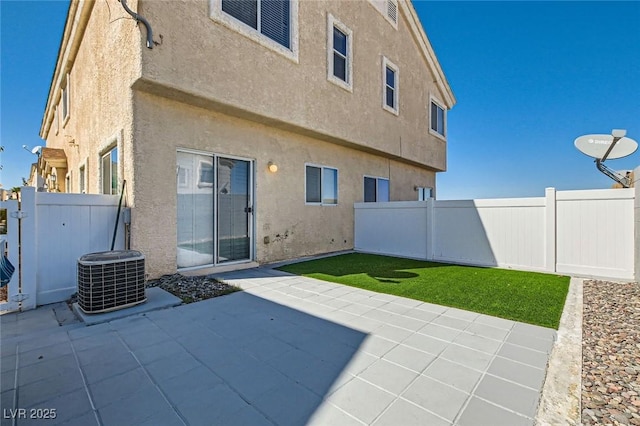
xmin=400 ymin=0 xmax=456 ymax=109
xmin=39 ymin=0 xmax=95 ymax=139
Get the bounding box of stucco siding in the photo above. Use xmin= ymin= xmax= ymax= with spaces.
xmin=42 ymin=0 xmax=142 ymax=196
xmin=138 ymin=0 xmax=449 ymax=172
xmin=131 ymin=91 xmax=435 ymax=277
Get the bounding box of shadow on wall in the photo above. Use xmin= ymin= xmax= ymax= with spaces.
xmin=432 ymin=200 xmax=499 ymax=267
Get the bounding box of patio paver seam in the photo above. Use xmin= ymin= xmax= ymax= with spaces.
xmin=110 ymin=329 xmax=189 ymax=426
xmin=68 ymin=333 xmax=103 ymax=426
xmin=7 ymin=344 xmax=19 ymax=417
xmin=459 ymin=394 xmax=536 ymax=423
xmin=143 ymin=313 xmax=283 ymax=425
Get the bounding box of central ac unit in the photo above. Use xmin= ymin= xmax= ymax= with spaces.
xmin=77 ymin=250 xmax=146 ymax=314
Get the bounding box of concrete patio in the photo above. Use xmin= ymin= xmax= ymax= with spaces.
xmin=1 ymin=267 xmax=557 ymax=426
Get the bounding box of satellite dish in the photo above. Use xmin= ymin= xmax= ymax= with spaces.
xmin=31 ymin=146 xmax=42 ymax=155
xmin=574 ymin=134 xmax=637 ymax=160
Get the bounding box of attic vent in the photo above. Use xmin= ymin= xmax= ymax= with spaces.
xmin=368 ymin=0 xmax=398 ymax=27
xmin=387 ymin=0 xmax=397 ymax=24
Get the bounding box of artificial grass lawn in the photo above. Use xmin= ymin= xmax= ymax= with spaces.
xmin=278 ymin=253 xmax=570 ymax=329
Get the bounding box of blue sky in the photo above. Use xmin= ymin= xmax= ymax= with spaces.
xmin=1 ymin=1 xmax=638 ymax=199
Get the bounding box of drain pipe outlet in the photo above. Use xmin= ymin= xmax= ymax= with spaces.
xmin=119 ymin=0 xmax=154 ymax=49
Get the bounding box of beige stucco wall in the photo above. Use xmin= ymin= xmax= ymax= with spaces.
xmin=132 ymin=91 xmax=435 ymax=277
xmin=138 ymin=0 xmax=449 ymax=172
xmin=41 ymin=0 xmax=142 ymax=197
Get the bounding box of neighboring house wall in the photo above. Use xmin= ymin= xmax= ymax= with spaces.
xmin=40 ymin=0 xmax=142 ymax=197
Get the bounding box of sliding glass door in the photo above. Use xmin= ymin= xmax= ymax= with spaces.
xmin=177 ymin=151 xmax=253 ymax=269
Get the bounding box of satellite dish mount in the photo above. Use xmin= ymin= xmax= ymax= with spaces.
xmin=574 ymin=129 xmax=637 ymax=188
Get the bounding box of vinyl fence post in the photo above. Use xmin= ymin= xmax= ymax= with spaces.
xmin=18 ymin=186 xmax=37 ymax=310
xmin=634 ymin=167 xmax=640 ymax=282
xmin=545 ymin=187 xmax=557 ymax=273
xmin=426 ymin=197 xmax=434 ymax=261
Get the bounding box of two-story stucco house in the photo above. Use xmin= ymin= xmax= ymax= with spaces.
xmin=39 ymin=0 xmax=455 ymax=278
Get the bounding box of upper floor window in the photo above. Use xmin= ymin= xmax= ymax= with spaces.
xmin=214 ymin=0 xmax=298 ymax=60
xmin=101 ymin=147 xmax=119 ymax=195
xmin=61 ymin=74 xmax=70 ymax=124
xmin=364 ymin=176 xmax=389 ymax=202
xmin=327 ymin=14 xmax=352 ymax=91
xmin=382 ymin=57 xmax=398 ymax=115
xmin=306 ymin=164 xmax=338 ymax=205
xmin=430 ymin=98 xmax=446 ymax=137
xmin=53 ymin=106 xmax=59 ymax=135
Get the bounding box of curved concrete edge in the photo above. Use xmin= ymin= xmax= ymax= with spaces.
xmin=535 ymin=277 xmax=583 ymax=426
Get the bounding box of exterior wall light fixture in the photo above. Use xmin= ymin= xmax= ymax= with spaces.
xmin=268 ymin=162 xmax=278 ymax=173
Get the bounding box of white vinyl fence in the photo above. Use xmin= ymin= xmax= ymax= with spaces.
xmin=355 ymin=177 xmax=640 ymax=281
xmin=1 ymin=187 xmax=126 ymax=312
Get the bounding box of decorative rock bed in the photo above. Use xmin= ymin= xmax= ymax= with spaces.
xmin=582 ymin=280 xmax=640 ymax=425
xmin=146 ymin=273 xmax=241 ymax=304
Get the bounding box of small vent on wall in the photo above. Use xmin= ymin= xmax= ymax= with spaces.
xmin=387 ymin=0 xmax=398 ymax=24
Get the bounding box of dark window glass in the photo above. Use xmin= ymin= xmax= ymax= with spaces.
xmin=386 ymin=87 xmax=394 ymax=108
xmin=431 ymin=102 xmax=445 ymax=136
xmin=333 ymin=54 xmax=346 ymax=81
xmin=386 ymin=66 xmax=395 ymax=87
xmin=222 ymin=0 xmax=258 ymax=29
xmin=364 ymin=177 xmax=376 ymax=202
xmin=306 ymin=166 xmax=321 ymax=203
xmin=333 ymin=27 xmax=347 ymax=55
xmin=261 ymin=0 xmax=290 ymax=48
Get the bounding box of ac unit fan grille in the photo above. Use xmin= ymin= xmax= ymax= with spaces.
xmin=77 ymin=251 xmax=146 ymax=314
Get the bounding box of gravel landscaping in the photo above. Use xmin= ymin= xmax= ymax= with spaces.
xmin=146 ymin=273 xmax=241 ymax=303
xmin=582 ymin=280 xmax=640 ymax=425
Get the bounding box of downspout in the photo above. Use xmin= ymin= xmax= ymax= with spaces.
xmin=119 ymin=0 xmax=154 ymax=49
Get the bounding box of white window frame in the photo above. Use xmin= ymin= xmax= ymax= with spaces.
xmin=416 ymin=186 xmax=433 ymax=200
xmin=209 ymin=0 xmax=299 ymax=63
xmin=327 ymin=14 xmax=353 ymax=92
xmin=65 ymin=172 xmax=72 ymax=193
xmin=364 ymin=175 xmax=390 ymax=202
xmin=100 ymin=147 xmax=119 ymax=195
xmin=382 ymin=56 xmax=399 ymax=115
xmin=429 ymin=96 xmax=446 ymax=140
xmin=305 ymin=163 xmax=338 ymax=206
xmin=79 ymin=162 xmax=86 ymax=194
xmin=53 ymin=105 xmax=59 ymax=136
xmin=61 ymin=73 xmax=70 ymax=126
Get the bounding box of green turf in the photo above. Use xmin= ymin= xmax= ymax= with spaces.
xmin=278 ymin=253 xmax=570 ymax=329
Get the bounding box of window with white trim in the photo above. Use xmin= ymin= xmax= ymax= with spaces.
xmin=417 ymin=186 xmax=432 ymax=200
xmin=219 ymin=0 xmax=291 ymax=49
xmin=364 ymin=176 xmax=389 ymax=202
xmin=61 ymin=74 xmax=70 ymax=124
xmin=79 ymin=165 xmax=86 ymax=194
xmin=430 ymin=99 xmax=446 ymax=137
xmin=382 ymin=57 xmax=398 ymax=114
xmin=327 ymin=14 xmax=352 ymax=91
xmin=53 ymin=106 xmax=59 ymax=135
xmin=101 ymin=147 xmax=119 ymax=195
xmin=306 ymin=165 xmax=338 ymax=205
